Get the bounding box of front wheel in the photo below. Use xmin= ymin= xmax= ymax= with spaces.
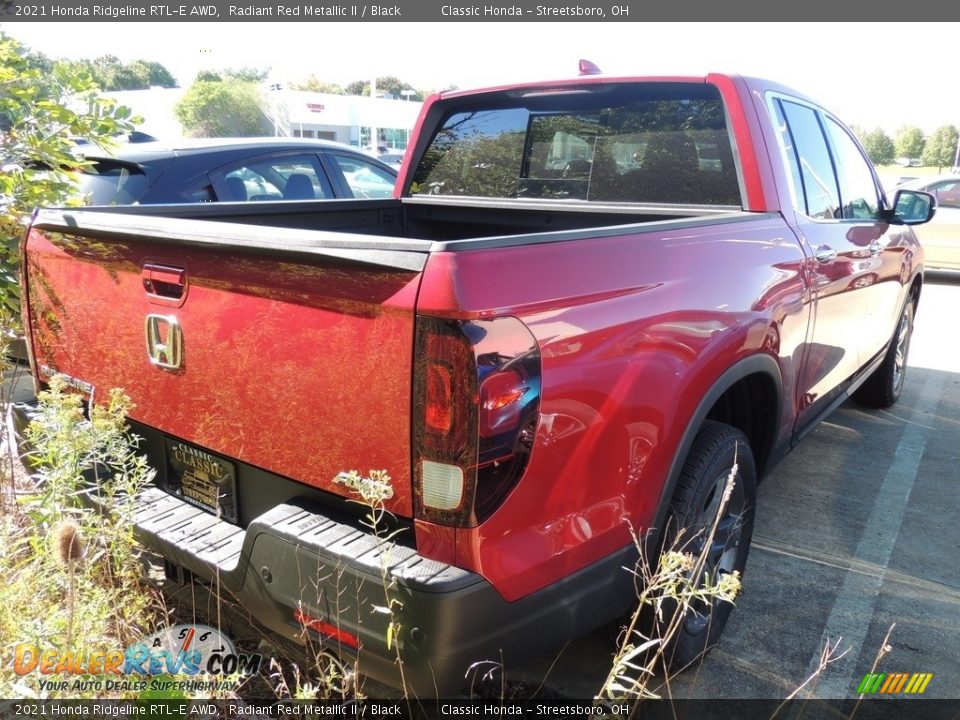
xmin=659 ymin=420 xmax=756 ymax=669
xmin=853 ymin=299 xmax=915 ymax=409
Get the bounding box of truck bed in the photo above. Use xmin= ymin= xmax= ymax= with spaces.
xmin=33 ymin=196 xmax=752 ymax=261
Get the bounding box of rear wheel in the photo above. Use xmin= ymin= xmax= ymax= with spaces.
xmin=853 ymin=299 xmax=914 ymax=408
xmin=660 ymin=420 xmax=756 ymax=669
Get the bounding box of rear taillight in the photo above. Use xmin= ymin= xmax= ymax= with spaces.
xmin=479 ymin=369 xmax=528 ymax=438
xmin=414 ymin=316 xmax=541 ymax=527
xmin=424 ymin=362 xmax=454 ymax=434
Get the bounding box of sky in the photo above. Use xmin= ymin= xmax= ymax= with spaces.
xmin=2 ymin=21 xmax=958 ymax=134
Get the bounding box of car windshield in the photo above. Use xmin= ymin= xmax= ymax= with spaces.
xmin=78 ymin=160 xmax=149 ymax=205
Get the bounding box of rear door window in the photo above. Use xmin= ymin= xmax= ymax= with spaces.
xmin=823 ymin=118 xmax=881 ymax=219
xmin=330 ymin=154 xmax=396 ymax=199
xmin=79 ymin=160 xmax=149 ymax=205
xmin=218 ymin=154 xmax=332 ymax=201
xmin=778 ymin=100 xmax=841 ymax=220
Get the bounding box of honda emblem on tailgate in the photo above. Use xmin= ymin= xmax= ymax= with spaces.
xmin=145 ymin=314 xmax=183 ymax=369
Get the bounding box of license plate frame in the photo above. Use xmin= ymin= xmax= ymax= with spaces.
xmin=164 ymin=439 xmax=238 ymax=524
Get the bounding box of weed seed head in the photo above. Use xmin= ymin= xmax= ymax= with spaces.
xmin=53 ymin=520 xmax=85 ymax=565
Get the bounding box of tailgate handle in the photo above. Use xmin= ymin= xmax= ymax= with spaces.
xmin=143 ymin=264 xmax=187 ymax=300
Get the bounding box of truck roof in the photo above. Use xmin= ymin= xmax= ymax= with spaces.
xmin=434 ymin=72 xmax=819 ymax=109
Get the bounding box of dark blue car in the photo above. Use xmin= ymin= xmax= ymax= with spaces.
xmin=76 ymin=136 xmax=398 ymax=205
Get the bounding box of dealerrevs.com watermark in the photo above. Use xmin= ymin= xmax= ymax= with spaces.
xmin=10 ymin=624 xmax=262 ymax=695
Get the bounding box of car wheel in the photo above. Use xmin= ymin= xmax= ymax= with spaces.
xmin=659 ymin=420 xmax=756 ymax=669
xmin=853 ymin=299 xmax=915 ymax=409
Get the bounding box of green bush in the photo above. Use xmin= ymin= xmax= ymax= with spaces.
xmin=0 ymin=33 xmax=138 ymax=318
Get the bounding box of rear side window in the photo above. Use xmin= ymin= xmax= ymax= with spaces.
xmin=778 ymin=101 xmax=841 ymax=220
xmin=824 ymin=118 xmax=880 ymax=219
xmin=79 ymin=160 xmax=149 ymax=205
xmin=332 ymin=154 xmax=396 ymax=199
xmin=221 ymin=154 xmax=332 ymax=202
xmin=410 ymin=83 xmax=742 ymax=206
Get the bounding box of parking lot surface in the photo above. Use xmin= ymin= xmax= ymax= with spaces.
xmin=514 ymin=272 xmax=960 ymax=700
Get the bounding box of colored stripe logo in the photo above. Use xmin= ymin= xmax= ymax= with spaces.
xmin=857 ymin=672 xmax=933 ymax=694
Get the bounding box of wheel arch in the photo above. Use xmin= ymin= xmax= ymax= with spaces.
xmin=909 ymin=272 xmax=923 ymax=309
xmin=648 ymin=353 xmax=782 ymax=543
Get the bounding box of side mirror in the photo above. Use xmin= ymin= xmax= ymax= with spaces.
xmin=885 ymin=189 xmax=937 ymax=225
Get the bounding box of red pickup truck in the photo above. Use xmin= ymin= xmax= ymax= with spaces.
xmin=17 ymin=73 xmax=934 ymax=694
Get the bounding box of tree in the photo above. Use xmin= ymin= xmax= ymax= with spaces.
xmin=135 ymin=60 xmax=177 ymax=88
xmin=344 ymin=77 xmax=425 ymax=101
xmin=174 ymin=80 xmax=267 ymax=137
xmin=894 ymin=126 xmax=926 ymax=162
xmin=194 ymin=69 xmax=222 ymax=83
xmin=862 ymin=128 xmax=895 ymax=166
xmin=344 ymin=80 xmax=366 ymax=96
xmin=58 ymin=56 xmax=177 ymax=91
xmin=22 ymin=47 xmax=54 ymax=75
xmin=89 ymin=55 xmax=129 ymax=89
xmin=110 ymin=61 xmax=151 ymax=90
xmin=0 ymin=33 xmax=138 ymax=316
xmin=290 ymin=75 xmax=345 ymax=94
xmin=921 ymin=125 xmax=959 ymax=172
xmin=223 ymin=67 xmax=269 ymax=83
xmin=193 ymin=67 xmax=268 ymax=85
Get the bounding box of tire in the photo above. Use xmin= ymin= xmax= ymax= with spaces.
xmin=853 ymin=299 xmax=915 ymax=409
xmin=659 ymin=420 xmax=757 ymax=670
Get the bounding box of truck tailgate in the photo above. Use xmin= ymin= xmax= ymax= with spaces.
xmin=23 ymin=210 xmax=430 ymax=518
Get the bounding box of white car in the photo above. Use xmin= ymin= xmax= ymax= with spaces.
xmin=895 ymin=175 xmax=960 ymax=270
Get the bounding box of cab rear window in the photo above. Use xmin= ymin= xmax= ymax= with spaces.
xmin=79 ymin=160 xmax=149 ymax=205
xmin=410 ymin=82 xmax=741 ymax=207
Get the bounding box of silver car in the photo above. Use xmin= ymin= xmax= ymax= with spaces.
xmin=895 ymin=175 xmax=960 ymax=270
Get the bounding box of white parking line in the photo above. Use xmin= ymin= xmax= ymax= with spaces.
xmin=753 ymin=538 xmax=960 ymax=604
xmin=805 ymin=369 xmax=945 ymax=698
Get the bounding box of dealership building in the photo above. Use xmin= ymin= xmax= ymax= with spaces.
xmin=104 ymin=87 xmax=422 ymax=150
xmin=269 ymin=89 xmax=422 ymax=150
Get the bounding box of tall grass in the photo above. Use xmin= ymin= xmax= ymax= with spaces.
xmin=0 ymin=375 xmax=165 ymax=698
xmin=597 ymin=465 xmax=742 ymax=702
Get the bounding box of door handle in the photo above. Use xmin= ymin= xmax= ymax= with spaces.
xmin=815 ymin=245 xmax=837 ymax=264
xmin=142 ymin=264 xmax=187 ymax=301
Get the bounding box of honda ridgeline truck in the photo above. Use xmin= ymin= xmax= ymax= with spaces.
xmin=16 ymin=71 xmax=935 ymax=694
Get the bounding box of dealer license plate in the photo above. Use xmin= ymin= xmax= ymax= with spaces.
xmin=165 ymin=439 xmax=238 ymax=523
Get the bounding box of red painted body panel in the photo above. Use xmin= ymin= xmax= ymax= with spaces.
xmin=706 ymin=74 xmax=771 ymax=211
xmin=417 ymin=216 xmax=811 ymax=599
xmin=25 ymin=230 xmax=420 ymax=518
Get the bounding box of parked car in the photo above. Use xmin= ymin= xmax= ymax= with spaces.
xmin=894 ymin=176 xmax=960 ymax=270
xmin=377 ymin=152 xmax=405 ymax=169
xmin=75 ymin=137 xmax=397 ymax=205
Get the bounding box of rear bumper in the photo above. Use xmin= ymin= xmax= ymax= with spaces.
xmin=11 ymin=398 xmax=636 ymax=696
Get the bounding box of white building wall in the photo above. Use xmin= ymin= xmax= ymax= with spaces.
xmin=272 ymin=90 xmax=422 ymax=148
